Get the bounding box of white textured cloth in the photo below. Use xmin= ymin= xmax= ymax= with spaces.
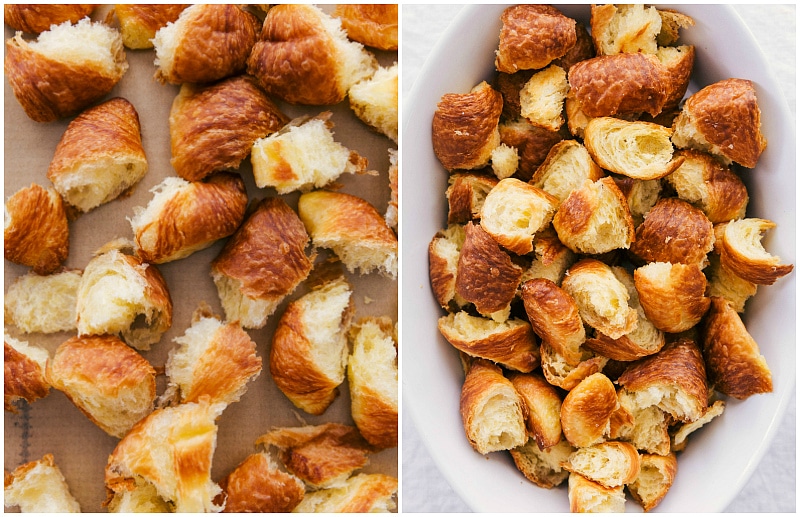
xmin=401 ymin=4 xmax=796 ymax=513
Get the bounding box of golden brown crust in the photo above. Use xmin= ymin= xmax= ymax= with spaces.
xmin=674 ymin=78 xmax=767 ymax=168
xmin=47 ymin=334 xmax=156 ymax=438
xmin=521 ymin=278 xmax=585 ymax=367
xmin=247 ymin=4 xmax=377 ymax=105
xmin=5 ymin=24 xmax=127 ymax=123
xmin=495 ymin=4 xmax=577 ymax=74
xmin=455 ymin=222 xmax=523 ymax=318
xmin=459 ymin=359 xmax=527 ymax=455
xmin=568 ymin=472 xmax=626 ymax=513
xmin=47 ymin=97 xmax=147 ymax=213
xmin=256 ymin=423 xmax=374 ymax=489
xmin=292 ymin=473 xmax=397 ymax=513
xmin=333 ymin=4 xmax=398 ymax=51
xmin=508 ymin=371 xmax=563 ymax=450
xmin=4 ymin=183 xmax=69 ymax=275
xmin=568 ymin=53 xmax=668 ymax=118
xmin=629 ymin=197 xmax=715 ymax=266
xmin=154 ymin=4 xmax=259 ymax=84
xmin=169 ymin=75 xmax=288 ymax=182
xmin=628 ymin=452 xmax=678 ymax=512
xmin=4 ymin=340 xmax=50 ymax=412
xmin=560 ymin=373 xmax=618 ymax=448
xmin=132 ymin=173 xmax=248 ymax=264
xmin=113 ymin=4 xmax=188 ymax=49
xmin=4 ymin=4 xmax=97 ymax=33
xmin=657 ymin=44 xmax=695 ymax=110
xmin=634 ymin=261 xmax=710 ymax=333
xmin=433 ymin=81 xmax=503 ymax=172
xmin=437 ymin=311 xmax=540 ymax=373
xmin=499 ymin=119 xmax=567 ymax=180
xmin=445 ymin=173 xmax=498 ymax=224
xmin=617 ymin=339 xmax=708 ymax=422
xmin=494 ymin=70 xmax=535 ymax=121
xmin=717 ymin=218 xmax=794 ymax=285
xmin=428 ymin=225 xmax=466 ymax=310
xmin=216 ymin=452 xmax=304 ymax=513
xmin=552 ymin=22 xmax=596 ymax=72
xmin=212 ymin=196 xmax=313 ymax=318
xmin=702 ymin=297 xmax=773 ymax=399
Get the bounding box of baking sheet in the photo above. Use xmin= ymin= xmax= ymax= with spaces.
xmin=3 ymin=5 xmax=398 ymax=512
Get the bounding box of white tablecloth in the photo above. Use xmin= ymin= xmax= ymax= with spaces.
xmin=400 ymin=4 xmax=796 ymax=513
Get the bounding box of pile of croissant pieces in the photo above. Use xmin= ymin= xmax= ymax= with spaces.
xmin=428 ymin=4 xmax=793 ymax=513
xmin=4 ymin=4 xmax=398 ymax=513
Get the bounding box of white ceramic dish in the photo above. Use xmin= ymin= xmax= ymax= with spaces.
xmin=401 ymin=4 xmax=796 ymax=512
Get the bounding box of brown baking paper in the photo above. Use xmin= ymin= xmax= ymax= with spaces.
xmin=4 ymin=5 xmax=398 ymax=512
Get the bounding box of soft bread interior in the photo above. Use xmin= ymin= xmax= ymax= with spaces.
xmin=5 ymin=270 xmax=82 ymax=334
xmin=28 ymin=18 xmax=126 ymax=76
xmin=56 ymin=157 xmax=147 ymax=213
xmin=4 ymin=456 xmax=81 ymax=513
xmin=348 ymin=62 xmax=398 ymax=142
xmin=298 ymin=278 xmax=353 ymax=382
xmin=349 ymin=318 xmax=398 ymax=407
xmin=211 ymin=273 xmax=277 ymax=330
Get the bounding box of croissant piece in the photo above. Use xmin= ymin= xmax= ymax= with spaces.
xmin=508 ymin=371 xmax=563 ymax=450
xmin=270 ymin=276 xmax=354 ymax=415
xmin=251 ymin=112 xmax=369 ymax=194
xmin=257 ymin=422 xmax=374 ymax=489
xmin=211 ymin=197 xmax=314 ymax=329
xmin=104 ymin=397 xmax=226 ymax=513
xmin=629 ymin=196 xmax=715 ymax=266
xmin=591 ymin=3 xmax=661 ymax=55
xmin=247 ymin=4 xmax=378 ymax=105
xmin=131 ymin=173 xmax=248 ymax=264
xmin=4 ymin=454 xmax=81 ymax=513
xmin=169 ymin=75 xmax=288 ymax=182
xmin=445 ymin=173 xmax=498 ymax=225
xmin=455 ymin=222 xmax=523 ymax=321
xmin=5 ymin=18 xmax=128 ymax=122
xmin=628 ymin=452 xmax=678 ymax=512
xmin=4 ymin=4 xmax=97 ymax=34
xmin=333 ymin=4 xmax=398 ymax=51
xmin=671 ymin=78 xmax=767 ymax=168
xmin=561 ymin=258 xmax=638 ymax=340
xmin=540 ymin=341 xmax=608 ymax=391
xmin=438 ymin=311 xmax=540 ymax=373
xmin=162 ymin=313 xmax=261 ymax=407
xmin=432 ymin=81 xmax=503 ymax=172
xmin=298 ymin=190 xmax=398 ymax=278
xmin=428 ymin=224 xmax=467 ymax=310
xmin=215 ymin=452 xmax=304 ymax=513
xmin=4 ymin=183 xmax=69 ymax=274
xmin=568 ymin=472 xmax=627 ymax=512
xmin=48 ymin=334 xmax=156 ymax=438
xmin=480 ymin=178 xmax=559 ymax=255
xmin=348 ymin=316 xmax=398 ymax=449
xmin=152 ymin=4 xmax=259 ymax=84
xmin=584 ymin=117 xmax=684 ymax=180
xmin=292 ymin=473 xmax=397 ymax=513
xmin=656 ymin=44 xmax=695 ymax=110
xmin=112 ymin=4 xmax=188 ymax=49
xmin=47 ymin=97 xmax=147 ymax=214
xmin=665 ymin=149 xmax=749 ymax=224
xmin=634 ymin=261 xmax=710 ymax=333
xmin=552 ymin=176 xmax=635 ymax=255
xmin=521 ymin=278 xmax=585 ymax=367
xmin=349 ymin=62 xmax=398 ymax=142
xmin=495 ymin=4 xmax=577 ymax=73
xmin=76 ymin=247 xmax=172 ymax=350
xmin=561 ymin=372 xmax=618 ymax=448
xmin=509 ymin=438 xmax=574 ymax=489
xmin=4 ymin=334 xmax=51 ymax=412
xmin=568 ymin=52 xmax=669 ymax=118
xmin=530 ymin=139 xmax=604 ymax=205
xmin=702 ymin=297 xmax=773 ymax=399
xmin=459 ymin=359 xmax=527 ymax=455
xmin=612 ymin=389 xmax=672 ymax=456
xmin=519 ymin=64 xmax=569 ymax=132
xmin=499 ymin=118 xmax=566 ymax=180
xmin=617 ymin=339 xmax=708 ymax=423
xmin=705 ymin=253 xmax=758 ymax=313
xmin=716 ymin=218 xmax=794 ymax=285
xmin=519 ymin=224 xmax=577 ymax=286
xmin=561 ymin=441 xmax=641 ymax=488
